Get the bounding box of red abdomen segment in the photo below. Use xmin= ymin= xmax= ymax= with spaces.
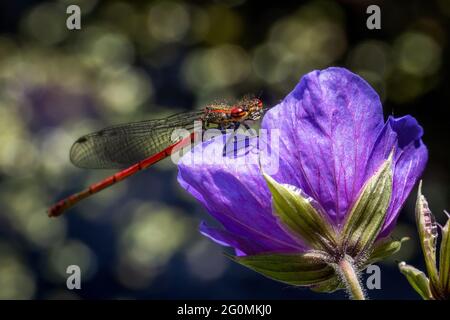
xmin=48 ymin=133 xmax=194 ymax=217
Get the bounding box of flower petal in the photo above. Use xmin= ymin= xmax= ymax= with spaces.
xmin=199 ymin=221 xmax=266 ymax=256
xmin=262 ymin=67 xmax=385 ymax=223
xmin=368 ymin=116 xmax=428 ymax=237
xmin=177 ymin=135 xmax=305 ymax=255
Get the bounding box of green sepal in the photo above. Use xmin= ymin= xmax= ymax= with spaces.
xmin=342 ymin=152 xmax=393 ymax=257
xmin=263 ymin=173 xmax=336 ymax=251
xmin=310 ymin=276 xmax=343 ymax=293
xmin=415 ymin=181 xmax=440 ymax=290
xmin=229 ymin=252 xmax=335 ymax=286
xmin=399 ymin=262 xmax=433 ymax=300
xmin=439 ymin=218 xmax=450 ymax=295
xmin=367 ymin=237 xmax=408 ymax=265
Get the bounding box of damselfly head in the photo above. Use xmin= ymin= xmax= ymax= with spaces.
xmin=239 ymin=97 xmax=264 ymax=121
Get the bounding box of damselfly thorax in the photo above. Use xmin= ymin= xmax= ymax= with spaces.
xmin=202 ymin=97 xmax=264 ymax=128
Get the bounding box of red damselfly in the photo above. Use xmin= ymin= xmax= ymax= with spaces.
xmin=48 ymin=97 xmax=266 ymax=217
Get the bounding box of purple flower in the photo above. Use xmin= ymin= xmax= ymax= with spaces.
xmin=177 ymin=67 xmax=428 ymax=296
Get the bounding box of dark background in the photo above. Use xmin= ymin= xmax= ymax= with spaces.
xmin=0 ymin=0 xmax=448 ymax=299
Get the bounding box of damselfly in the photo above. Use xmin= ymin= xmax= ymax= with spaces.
xmin=48 ymin=97 xmax=266 ymax=217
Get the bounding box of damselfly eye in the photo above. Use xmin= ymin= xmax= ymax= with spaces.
xmin=256 ymin=99 xmax=263 ymax=108
xmin=231 ymin=107 xmax=245 ymax=118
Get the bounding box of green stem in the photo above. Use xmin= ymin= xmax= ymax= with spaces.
xmin=338 ymin=255 xmax=366 ymax=300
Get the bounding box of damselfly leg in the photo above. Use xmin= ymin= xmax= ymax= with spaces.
xmin=222 ymin=122 xmax=256 ymax=157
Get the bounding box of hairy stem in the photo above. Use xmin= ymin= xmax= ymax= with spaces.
xmin=338 ymin=255 xmax=366 ymax=300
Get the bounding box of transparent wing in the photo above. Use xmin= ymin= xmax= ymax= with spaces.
xmin=70 ymin=111 xmax=204 ymax=169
